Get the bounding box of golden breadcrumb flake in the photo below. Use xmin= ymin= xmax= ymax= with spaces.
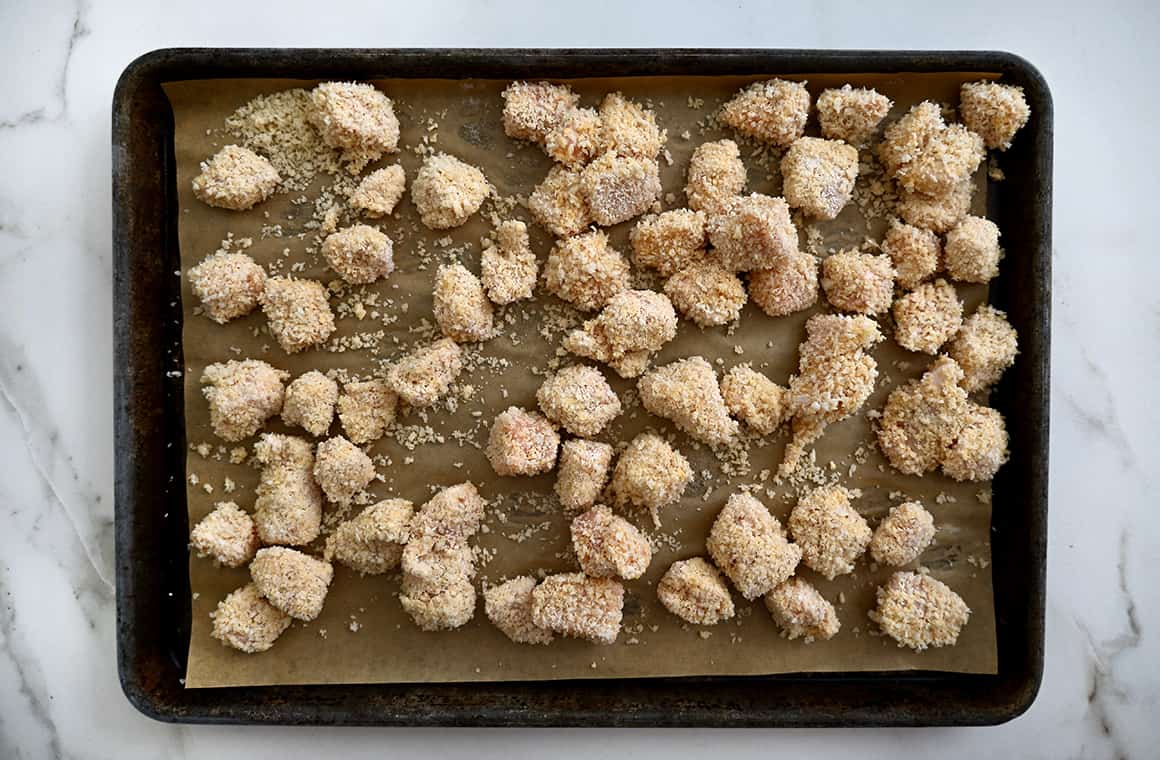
xmin=400 ymin=574 xmax=477 ymax=631
xmin=313 ymin=435 xmax=376 ymax=505
xmin=876 ymin=356 xmax=970 ymax=476
xmin=190 ymin=501 xmax=259 ymax=568
xmin=349 ymin=164 xmax=406 ymax=217
xmin=571 ymin=504 xmax=652 ymax=580
xmin=501 ymin=81 xmax=580 ymax=142
xmin=609 ymin=432 xmax=692 ymax=527
xmin=324 ymin=498 xmax=413 ymax=575
xmin=281 ymin=370 xmax=338 ymax=437
xmin=200 ymin=359 xmax=287 ymax=442
xmin=434 ymin=263 xmax=495 ymax=342
xmin=210 ymin=583 xmax=291 ymax=653
xmin=309 ymin=82 xmax=399 ymax=173
xmin=563 ymin=289 xmax=678 ymax=377
xmin=781 ymin=137 xmax=859 ymax=220
xmin=250 ymin=546 xmax=334 ymax=622
xmin=880 ymin=101 xmax=984 ymax=195
xmin=484 ymin=576 xmax=554 ymax=645
xmin=486 ymin=406 xmax=560 ymax=477
xmin=816 ymin=85 xmax=893 ymax=147
xmin=706 ymin=492 xmax=801 ymax=600
xmin=685 ymin=138 xmax=746 ymax=213
xmin=531 ymin=572 xmax=624 ymax=644
xmin=765 ymin=577 xmax=840 ymax=641
xmin=788 ymin=485 xmax=872 ymax=580
xmin=882 ymin=220 xmax=941 ymax=290
xmin=321 ymin=224 xmax=394 ymax=284
xmin=707 ymin=193 xmax=798 ymax=272
xmin=481 ymin=220 xmax=538 ymax=305
xmin=260 ymin=277 xmax=336 ymax=354
xmin=870 ymin=571 xmax=970 ymax=651
xmin=893 ymin=278 xmax=963 ymax=354
xmin=536 ymin=364 xmax=621 ymax=437
xmin=386 ymin=338 xmax=463 ymax=407
xmin=960 ymin=81 xmax=1030 ymax=151
xmin=630 ymin=209 xmax=707 ymax=277
xmin=542 ymin=229 xmax=631 ymax=312
xmin=721 ymin=364 xmax=786 ymax=435
xmin=188 ymin=251 xmax=267 ymax=324
xmin=528 ymin=165 xmax=592 ymax=237
xmin=870 ymin=501 xmax=935 ymax=566
xmin=411 ymin=153 xmax=491 ymax=230
xmin=664 ymin=260 xmax=747 ymax=327
xmin=942 ymin=404 xmax=1009 ymax=482
xmin=657 ymin=557 xmax=735 ymax=625
xmin=748 ymin=250 xmax=819 ymax=317
xmin=336 ymin=379 xmax=397 ymax=444
xmin=598 ymin=91 xmax=667 ymax=158
xmin=253 ymin=433 xmax=323 ymax=545
xmin=544 ymin=106 xmax=603 ymax=166
xmin=947 ymin=305 xmax=1018 ymax=392
xmin=944 ymin=215 xmax=1002 ymax=283
xmin=579 ymin=151 xmax=662 ymax=227
xmin=192 ymin=144 xmax=280 ymax=211
xmin=821 ymin=250 xmax=896 ymax=315
xmin=896 ymin=179 xmax=974 ymax=234
xmin=555 ymin=439 xmax=614 ymax=512
xmin=638 ymin=356 xmax=738 ymax=446
xmin=719 ymin=78 xmax=810 ymax=147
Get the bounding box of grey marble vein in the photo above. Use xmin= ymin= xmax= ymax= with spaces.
xmin=0 ymin=0 xmax=88 ymax=130
xmin=0 ymin=567 xmax=64 ymax=760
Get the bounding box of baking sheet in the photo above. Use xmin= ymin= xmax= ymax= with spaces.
xmin=168 ymin=72 xmax=998 ymax=689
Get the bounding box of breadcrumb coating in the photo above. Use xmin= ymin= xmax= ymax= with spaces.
xmin=764 ymin=577 xmax=840 ymax=641
xmin=664 ymin=260 xmax=747 ymax=327
xmin=942 ymin=404 xmax=1009 ymax=482
xmin=336 ymin=379 xmax=397 ymax=444
xmin=598 ymin=92 xmax=666 ymax=158
xmin=324 ymin=499 xmax=413 ymax=575
xmin=571 ymin=504 xmax=652 ymax=580
xmin=528 ymin=165 xmax=592 ymax=237
xmin=260 ymin=277 xmax=336 ymax=354
xmin=200 ymin=359 xmax=287 ymax=442
xmin=893 ymin=278 xmax=963 ymax=354
xmin=630 ymin=209 xmax=707 ymax=277
xmin=608 ymin=432 xmax=692 ymax=527
xmin=188 ymin=251 xmax=267 ymax=324
xmin=281 ymin=370 xmax=338 ymax=437
xmin=555 ymin=439 xmax=614 ymax=512
xmin=321 ymin=224 xmax=394 ymax=285
xmin=944 ymin=215 xmax=1001 ymax=283
xmin=253 ymin=433 xmax=323 ymax=546
xmin=349 ymin=164 xmax=406 ymax=217
xmin=781 ymin=137 xmax=859 ymax=220
xmin=400 ymin=574 xmax=477 ymax=632
xmin=434 ymin=263 xmax=495 ymax=342
xmin=816 ymin=85 xmax=893 ymax=147
xmin=638 ymin=356 xmax=739 ymax=446
xmin=309 ymin=82 xmax=400 ymax=173
xmin=536 ymin=364 xmax=622 ymax=437
xmin=544 ymin=106 xmax=603 ymax=166
xmin=748 ymin=250 xmax=819 ymax=317
xmin=542 ymin=230 xmax=631 ymax=312
xmin=481 ymin=220 xmax=538 ymax=305
xmin=707 ymin=193 xmax=799 ymax=272
xmin=210 ymin=583 xmax=291 ymax=653
xmin=870 ymin=501 xmax=935 ymax=566
xmin=706 ymin=492 xmax=801 ymax=600
xmin=531 ymin=572 xmax=624 ymax=644
xmin=411 ymin=153 xmax=491 ymax=230
xmin=882 ymin=220 xmax=941 ymax=290
xmin=960 ymin=81 xmax=1030 ymax=151
xmin=719 ymin=78 xmax=810 ymax=147
xmin=484 ymin=576 xmax=554 ymax=645
xmin=656 ymin=557 xmax=735 ymax=625
xmin=563 ymin=289 xmax=678 ymax=377
xmin=880 ymin=101 xmax=984 ymax=196
xmin=821 ymin=250 xmax=896 ymax=315
xmin=876 ymin=356 xmax=971 ymax=476
xmin=190 ymin=501 xmax=259 ymax=568
xmin=313 ymin=435 xmax=376 ymax=505
xmin=192 ymin=144 xmax=280 ymax=211
xmin=788 ymin=485 xmax=872 ymax=580
xmin=947 ymin=305 xmax=1018 ymax=392
xmin=501 ymin=81 xmax=579 ymax=143
xmin=685 ymin=139 xmax=746 ymax=213
xmin=580 ymin=151 xmax=662 ymax=227
xmin=250 ymin=546 xmax=334 ymax=622
xmin=386 ymin=338 xmax=463 ymax=407
xmin=486 ymin=406 xmax=560 ymax=477
xmin=870 ymin=571 xmax=970 ymax=651
xmin=721 ymin=364 xmax=787 ymax=435
xmin=896 ymin=179 xmax=973 ymax=234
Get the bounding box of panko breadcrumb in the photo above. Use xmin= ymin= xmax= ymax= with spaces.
xmin=748 ymin=250 xmax=819 ymax=317
xmin=657 ymin=557 xmax=735 ymax=625
xmin=721 ymin=364 xmax=786 ymax=435
xmin=349 ymin=164 xmax=406 ymax=217
xmin=542 ymin=229 xmax=631 ymax=312
xmin=960 ymin=81 xmax=1030 ymax=151
xmin=947 ymin=305 xmax=1018 ymax=392
xmin=210 ymin=583 xmax=291 ymax=653
xmin=484 ymin=576 xmax=554 ymax=645
xmin=563 ymin=289 xmax=678 ymax=378
xmin=480 ymin=220 xmax=538 ymax=305
xmin=820 ymin=250 xmax=896 ymax=315
xmin=880 ymin=101 xmax=984 ymax=196
xmin=528 ymin=165 xmax=592 ymax=237
xmin=571 ymin=504 xmax=652 ymax=580
xmin=200 ymin=359 xmax=287 ymax=442
xmin=942 ymin=404 xmax=1009 ymax=482
xmin=608 ymin=432 xmax=692 ymax=527
xmin=781 ymin=137 xmax=859 ymax=220
xmin=250 ymin=546 xmax=334 ymax=622
xmin=324 ymin=498 xmax=413 ymax=575
xmin=598 ymin=92 xmax=666 ymax=158
xmin=501 ymin=81 xmax=579 ymax=143
xmin=944 ymin=215 xmax=1002 ymax=283
xmin=629 ymin=209 xmax=707 ymax=277
xmin=321 ymin=224 xmax=394 ymax=285
xmin=253 ymin=433 xmax=323 ymax=546
xmin=188 ymin=252 xmax=267 ymax=324
xmin=664 ymin=260 xmax=747 ymax=327
xmin=434 ymin=263 xmax=495 ymax=342
xmin=896 ymin=179 xmax=974 ymax=234
xmin=788 ymin=485 xmax=872 ymax=580
xmin=893 ymin=278 xmax=963 ymax=354
xmin=190 ymin=501 xmax=259 ymax=568
xmin=870 ymin=571 xmax=970 ymax=651
xmin=579 ymin=151 xmax=662 ymax=226
xmin=309 ymin=82 xmax=399 ymax=172
xmin=882 ymin=220 xmax=941 ymax=290
xmin=708 ymin=193 xmax=799 ymax=272
xmin=719 ymin=78 xmax=810 ymax=147
xmin=260 ymin=277 xmax=336 ymax=354
xmin=706 ymin=492 xmax=801 ymax=600
xmin=386 ymin=338 xmax=463 ymax=407
xmin=531 ymin=572 xmax=624 ymax=644
xmin=555 ymin=439 xmax=614 ymax=512
xmin=281 ymin=370 xmax=338 ymax=437
xmin=313 ymin=435 xmax=376 ymax=505
xmin=486 ymin=406 xmax=560 ymax=477
xmin=411 ymin=153 xmax=491 ymax=230
xmin=685 ymin=139 xmax=746 ymax=213
xmin=816 ymin=85 xmax=893 ymax=147
xmin=336 ymin=379 xmax=397 ymax=444
xmin=544 ymin=106 xmax=603 ymax=166
xmin=536 ymin=364 xmax=621 ymax=437
xmin=192 ymin=144 xmax=280 ymax=211
xmin=870 ymin=501 xmax=935 ymax=566
xmin=765 ymin=577 xmax=840 ymax=641
xmin=638 ymin=356 xmax=739 ymax=446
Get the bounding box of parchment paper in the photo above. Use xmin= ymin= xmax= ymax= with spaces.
xmin=168 ymin=72 xmax=999 ymax=688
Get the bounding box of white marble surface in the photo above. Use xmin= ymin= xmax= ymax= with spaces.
xmin=0 ymin=0 xmax=1157 ymax=756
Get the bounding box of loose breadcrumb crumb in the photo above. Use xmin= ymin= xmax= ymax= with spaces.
xmin=664 ymin=260 xmax=747 ymax=327
xmin=685 ymin=139 xmax=746 ymax=213
xmin=870 ymin=501 xmax=935 ymax=566
xmin=765 ymin=577 xmax=840 ymax=641
xmin=434 ymin=263 xmax=495 ymax=342
xmin=321 ymin=225 xmax=395 ymax=285
xmin=960 ymin=81 xmax=1030 ymax=151
xmin=314 ymin=436 xmax=376 ymax=505
xmin=531 ymin=572 xmax=624 ymax=644
xmin=708 ymin=194 xmax=799 ymax=272
xmin=657 ymin=557 xmax=735 ymax=625
xmin=781 ymin=137 xmax=859 ymax=220
xmin=528 ymin=165 xmax=592 ymax=237
xmin=816 ymin=85 xmax=893 ymax=147
xmin=947 ymin=305 xmax=1018 ymax=392
xmin=721 ymin=364 xmax=786 ymax=435
xmin=253 ymin=433 xmax=323 ymax=545
xmin=387 ymin=338 xmax=463 ymax=407
xmin=580 ymin=151 xmax=662 ymax=226
xmin=324 ymin=499 xmax=413 ymax=575
xmin=638 ymin=356 xmax=738 ymax=446
xmin=200 ymin=359 xmax=287 ymax=442
xmin=192 ymin=145 xmax=280 ymax=211
xmin=882 ymin=220 xmax=941 ymax=290
xmin=944 ymin=215 xmax=1001 ymax=283
xmin=487 ymin=406 xmax=560 ymax=476
xmin=748 ymin=250 xmax=819 ymax=317
xmin=571 ymin=504 xmax=652 ymax=580
xmin=190 ymin=501 xmax=259 ymax=568
xmin=188 ymin=252 xmax=267 ymax=324
xmin=563 ymin=289 xmax=677 ymax=377
xmin=719 ymin=79 xmax=810 ymax=147
xmin=481 ymin=220 xmax=538 ymax=305
xmin=336 ymin=379 xmax=397 ymax=444
xmin=210 ymin=583 xmax=291 ymax=653
xmin=260 ymin=277 xmax=336 ymax=354
xmin=309 ymin=82 xmax=400 ymax=173
xmin=892 ymin=278 xmax=963 ymax=354
xmin=706 ymin=492 xmax=801 ymax=600
xmin=281 ymin=370 xmax=338 ymax=437
xmin=542 ymin=230 xmax=631 ymax=312
xmin=609 ymin=432 xmax=692 ymax=527
xmin=598 ymin=92 xmax=666 ymax=158
xmin=555 ymin=439 xmax=614 ymax=512
xmin=349 ymin=164 xmax=406 ymax=217
xmin=536 ymin=364 xmax=621 ymax=437
xmin=630 ymin=209 xmax=707 ymax=277
xmin=250 ymin=546 xmax=334 ymax=621
xmin=821 ymin=250 xmax=896 ymax=315
xmin=788 ymin=485 xmax=871 ymax=580
xmin=870 ymin=571 xmax=970 ymax=651
xmin=411 ymin=153 xmax=492 ymax=230
xmin=484 ymin=576 xmax=554 ymax=645
xmin=501 ymin=81 xmax=579 ymax=143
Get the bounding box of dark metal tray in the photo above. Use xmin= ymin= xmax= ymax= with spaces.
xmin=113 ymin=48 xmax=1051 ymax=727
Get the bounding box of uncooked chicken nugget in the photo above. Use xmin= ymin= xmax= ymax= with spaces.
xmin=821 ymin=250 xmax=895 ymax=315
xmin=580 ymin=151 xmax=662 ymax=226
xmin=260 ymin=277 xmax=336 ymax=354
xmin=486 ymin=406 xmax=560 ymax=477
xmin=816 ymin=85 xmax=893 ymax=147
xmin=685 ymin=138 xmax=746 ymax=213
xmin=531 ymin=572 xmax=624 ymax=645
xmin=764 ymin=577 xmax=840 ymax=641
xmin=434 ymin=263 xmax=495 ymax=342
xmin=484 ymin=576 xmax=554 ymax=645
xmin=555 ymin=439 xmax=614 ymax=512
xmin=481 ymin=220 xmax=537 ymax=305
xmin=188 ymin=251 xmax=267 ymax=324
xmin=942 ymin=404 xmax=1009 ymax=482
xmin=542 ymin=230 xmax=631 ymax=312
xmin=876 ymin=356 xmax=970 ymax=476
xmin=324 ymin=498 xmax=413 ymax=575
xmin=544 ymin=106 xmax=603 ymax=166
xmin=870 ymin=501 xmax=936 ymax=567
xmin=313 ymin=435 xmax=376 ymax=505
xmin=190 ymin=501 xmax=259 ymax=568
xmin=879 ymin=101 xmax=943 ymax=178
xmin=336 ymin=379 xmax=397 ymax=444
xmin=252 ymin=433 xmax=323 ymax=546
xmin=748 ymin=250 xmax=819 ymax=317
xmin=210 ymin=583 xmax=291 ymax=654
xmin=781 ymin=137 xmax=859 ymax=220
xmin=563 ymin=289 xmax=678 ymax=378
xmin=349 ymin=164 xmax=406 ymax=217
xmin=944 ymin=215 xmax=1002 ymax=283
xmin=947 ymin=305 xmax=1018 ymax=392
xmin=321 ymin=224 xmax=394 ymax=284
xmin=707 ymin=193 xmax=798 ymax=272
xmin=788 ymin=485 xmax=872 ymax=580
xmin=630 ymin=209 xmax=707 ymax=277
xmin=870 ymin=571 xmax=970 ymax=651
xmin=192 ymin=144 xmax=280 ymax=211
xmin=528 ymin=165 xmax=592 ymax=237
xmin=882 ymin=220 xmax=941 ymax=290
xmin=281 ymin=370 xmax=338 ymax=437
xmin=706 ymin=492 xmax=801 ymax=600
xmin=893 ymin=279 xmax=963 ymax=354
xmin=536 ymin=364 xmax=621 ymax=437
xmin=407 ymin=482 xmax=486 ymax=542
xmin=250 ymin=546 xmax=334 ymax=622
xmin=501 ymin=81 xmax=579 ymax=142
xmin=896 ymin=179 xmax=974 ymax=234
xmin=664 ymin=260 xmax=747 ymax=327
xmin=880 ymin=101 xmax=983 ymax=196
xmin=200 ymin=359 xmax=287 ymax=442
xmin=571 ymin=504 xmax=652 ymax=580
xmin=411 ymin=153 xmax=491 ymax=230
xmin=608 ymin=432 xmax=692 ymax=527
xmin=386 ymin=338 xmax=463 ymax=407
xmin=960 ymin=81 xmax=1030 ymax=150
xmin=598 ymin=91 xmax=666 ymax=158
xmin=638 ymin=357 xmax=738 ymax=446
xmin=309 ymin=81 xmax=399 ymax=172
xmin=719 ymin=78 xmax=810 ymax=147
xmin=721 ymin=364 xmax=786 ymax=435
xmin=400 ymin=574 xmax=477 ymax=631
xmin=657 ymin=557 xmax=735 ymax=625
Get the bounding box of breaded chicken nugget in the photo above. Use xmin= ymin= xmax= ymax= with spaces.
xmin=664 ymin=260 xmax=747 ymax=327
xmin=748 ymin=250 xmax=819 ymax=317
xmin=309 ymin=82 xmax=400 ymax=172
xmin=542 ymin=229 xmax=631 ymax=312
xmin=893 ymin=279 xmax=963 ymax=355
xmin=411 ymin=153 xmax=491 ymax=230
xmin=281 ymin=370 xmax=338 ymax=437
xmin=210 ymin=583 xmax=291 ymax=653
xmin=657 ymin=557 xmax=735 ymax=625
xmin=788 ymin=485 xmax=872 ymax=580
xmin=882 ymin=220 xmax=941 ymax=290
xmin=562 ymin=289 xmax=678 ymax=378
xmin=580 ymin=152 xmax=662 ymax=226
xmin=192 ymin=145 xmax=280 ymax=211
xmin=349 ymin=164 xmax=406 ymax=217
xmin=781 ymin=137 xmax=859 ymax=220
xmin=386 ymin=338 xmax=463 ymax=408
xmin=707 ymin=193 xmax=799 ymax=272
xmin=501 ymin=81 xmax=579 ymax=143
xmin=200 ymin=359 xmax=287 ymax=442
xmin=531 ymin=572 xmax=624 ymax=644
xmin=870 ymin=571 xmax=970 ymax=651
xmin=571 ymin=504 xmax=652 ymax=580
xmin=821 ymin=250 xmax=895 ymax=315
xmin=536 ymin=364 xmax=622 ymax=437
xmin=870 ymin=501 xmax=935 ymax=567
xmin=313 ymin=435 xmax=376 ymax=506
xmin=960 ymin=81 xmax=1030 ymax=151
xmin=947 ymin=305 xmax=1018 ymax=392
xmin=260 ymin=277 xmax=336 ymax=354
xmin=764 ymin=577 xmax=840 ymax=641
xmin=252 ymin=433 xmax=323 ymax=546
xmin=719 ymin=78 xmax=810 ymax=147
xmin=190 ymin=501 xmax=260 ymax=568
xmin=336 ymin=379 xmax=397 ymax=444
xmin=188 ymin=251 xmax=267 ymax=324
xmin=528 ymin=165 xmax=592 ymax=237
xmin=816 ymin=85 xmax=892 ymax=147
xmin=608 ymin=432 xmax=692 ymax=527
xmin=685 ymin=138 xmax=746 ymax=213
xmin=630 ymin=209 xmax=707 ymax=277
xmin=706 ymin=492 xmax=801 ymax=600
xmin=944 ymin=215 xmax=1002 ymax=284
xmin=481 ymin=220 xmax=538 ymax=305
xmin=555 ymin=439 xmax=614 ymax=512
xmin=324 ymin=499 xmax=413 ymax=575
xmin=486 ymin=406 xmax=560 ymax=477
xmin=484 ymin=576 xmax=554 ymax=645
xmin=638 ymin=356 xmax=738 ymax=446
xmin=721 ymin=364 xmax=787 ymax=435
xmin=434 ymin=263 xmax=495 ymax=343
xmin=250 ymin=546 xmax=334 ymax=621
xmin=598 ymin=92 xmax=666 ymax=158
xmin=321 ymin=224 xmax=394 ymax=285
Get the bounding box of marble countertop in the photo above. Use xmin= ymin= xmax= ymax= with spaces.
xmin=1 ymin=0 xmax=1156 ymax=757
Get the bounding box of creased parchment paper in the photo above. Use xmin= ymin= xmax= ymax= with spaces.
xmin=168 ymin=72 xmax=998 ymax=688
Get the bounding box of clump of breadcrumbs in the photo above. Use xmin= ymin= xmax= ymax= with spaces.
xmin=386 ymin=338 xmax=463 ymax=407
xmin=544 ymin=106 xmax=603 ymax=166
xmin=188 ymin=251 xmax=267 ymax=323
xmin=870 ymin=501 xmax=935 ymax=566
xmin=685 ymin=138 xmax=747 ymax=213
xmin=896 ymin=179 xmax=974 ymax=234
xmin=707 ymin=194 xmax=799 ymax=272
xmin=481 ymin=220 xmax=538 ymax=305
xmin=563 ymin=289 xmax=677 ymax=378
xmin=314 ymin=436 xmax=376 ymax=505
xmin=484 ymin=576 xmax=554 ymax=645
xmin=821 ymin=250 xmax=895 ymax=315
xmin=192 ymin=144 xmax=280 ymax=211
xmin=434 ymin=263 xmax=495 ymax=342
xmin=580 ymin=152 xmax=662 ymax=226
xmin=664 ymin=261 xmax=747 ymax=327
xmin=816 ymin=85 xmax=893 ymax=147
xmin=748 ymin=250 xmax=819 ymax=317
xmin=571 ymin=504 xmax=652 ymax=580
xmin=309 ymin=82 xmax=400 ymax=173
xmin=960 ymin=81 xmax=1030 ymax=151
xmin=252 ymin=433 xmax=323 ymax=545
xmin=349 ymin=164 xmax=406 ymax=217
xmin=706 ymin=492 xmax=801 ymax=600
xmin=321 ymin=224 xmax=394 ymax=284
xmin=200 ymin=359 xmax=287 ymax=442
xmin=944 ymin=215 xmax=1001 ymax=283
xmin=781 ymin=137 xmax=859 ymax=220
xmin=531 ymin=572 xmax=624 ymax=644
xmin=765 ymin=577 xmax=840 ymax=641
xmin=281 ymin=370 xmax=338 ymax=437
xmin=260 ymin=277 xmax=336 ymax=354
xmin=630 ymin=209 xmax=707 ymax=277
xmin=336 ymin=379 xmax=397 ymax=443
xmin=190 ymin=501 xmax=259 ymax=568
xmin=721 ymin=364 xmax=786 ymax=435
xmin=411 ymin=153 xmax=492 ymax=230
xmin=638 ymin=356 xmax=738 ymax=446
xmin=528 ymin=165 xmax=592 ymax=237
xmin=657 ymin=557 xmax=735 ymax=625
xmin=719 ymin=78 xmax=810 ymax=147
xmin=250 ymin=546 xmax=334 ymax=621
xmin=947 ymin=305 xmax=1018 ymax=392
xmin=542 ymin=230 xmax=631 ymax=312
xmin=555 ymin=439 xmax=614 ymax=512
xmin=870 ymin=571 xmax=970 ymax=651
xmin=788 ymin=485 xmax=871 ymax=579
xmin=487 ymin=406 xmax=560 ymax=476
xmin=598 ymin=92 xmax=666 ymax=158
xmin=210 ymin=583 xmax=291 ymax=653
xmin=536 ymin=364 xmax=621 ymax=437
xmin=879 ymin=101 xmax=984 ymax=196
xmin=608 ymin=432 xmax=692 ymax=527
xmin=501 ymin=81 xmax=579 ymax=143
xmin=882 ymin=220 xmax=941 ymax=290
xmin=324 ymin=498 xmax=413 ymax=575
xmin=893 ymin=278 xmax=963 ymax=354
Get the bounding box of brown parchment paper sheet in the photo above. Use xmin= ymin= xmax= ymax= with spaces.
xmin=168 ymin=72 xmax=999 ymax=688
